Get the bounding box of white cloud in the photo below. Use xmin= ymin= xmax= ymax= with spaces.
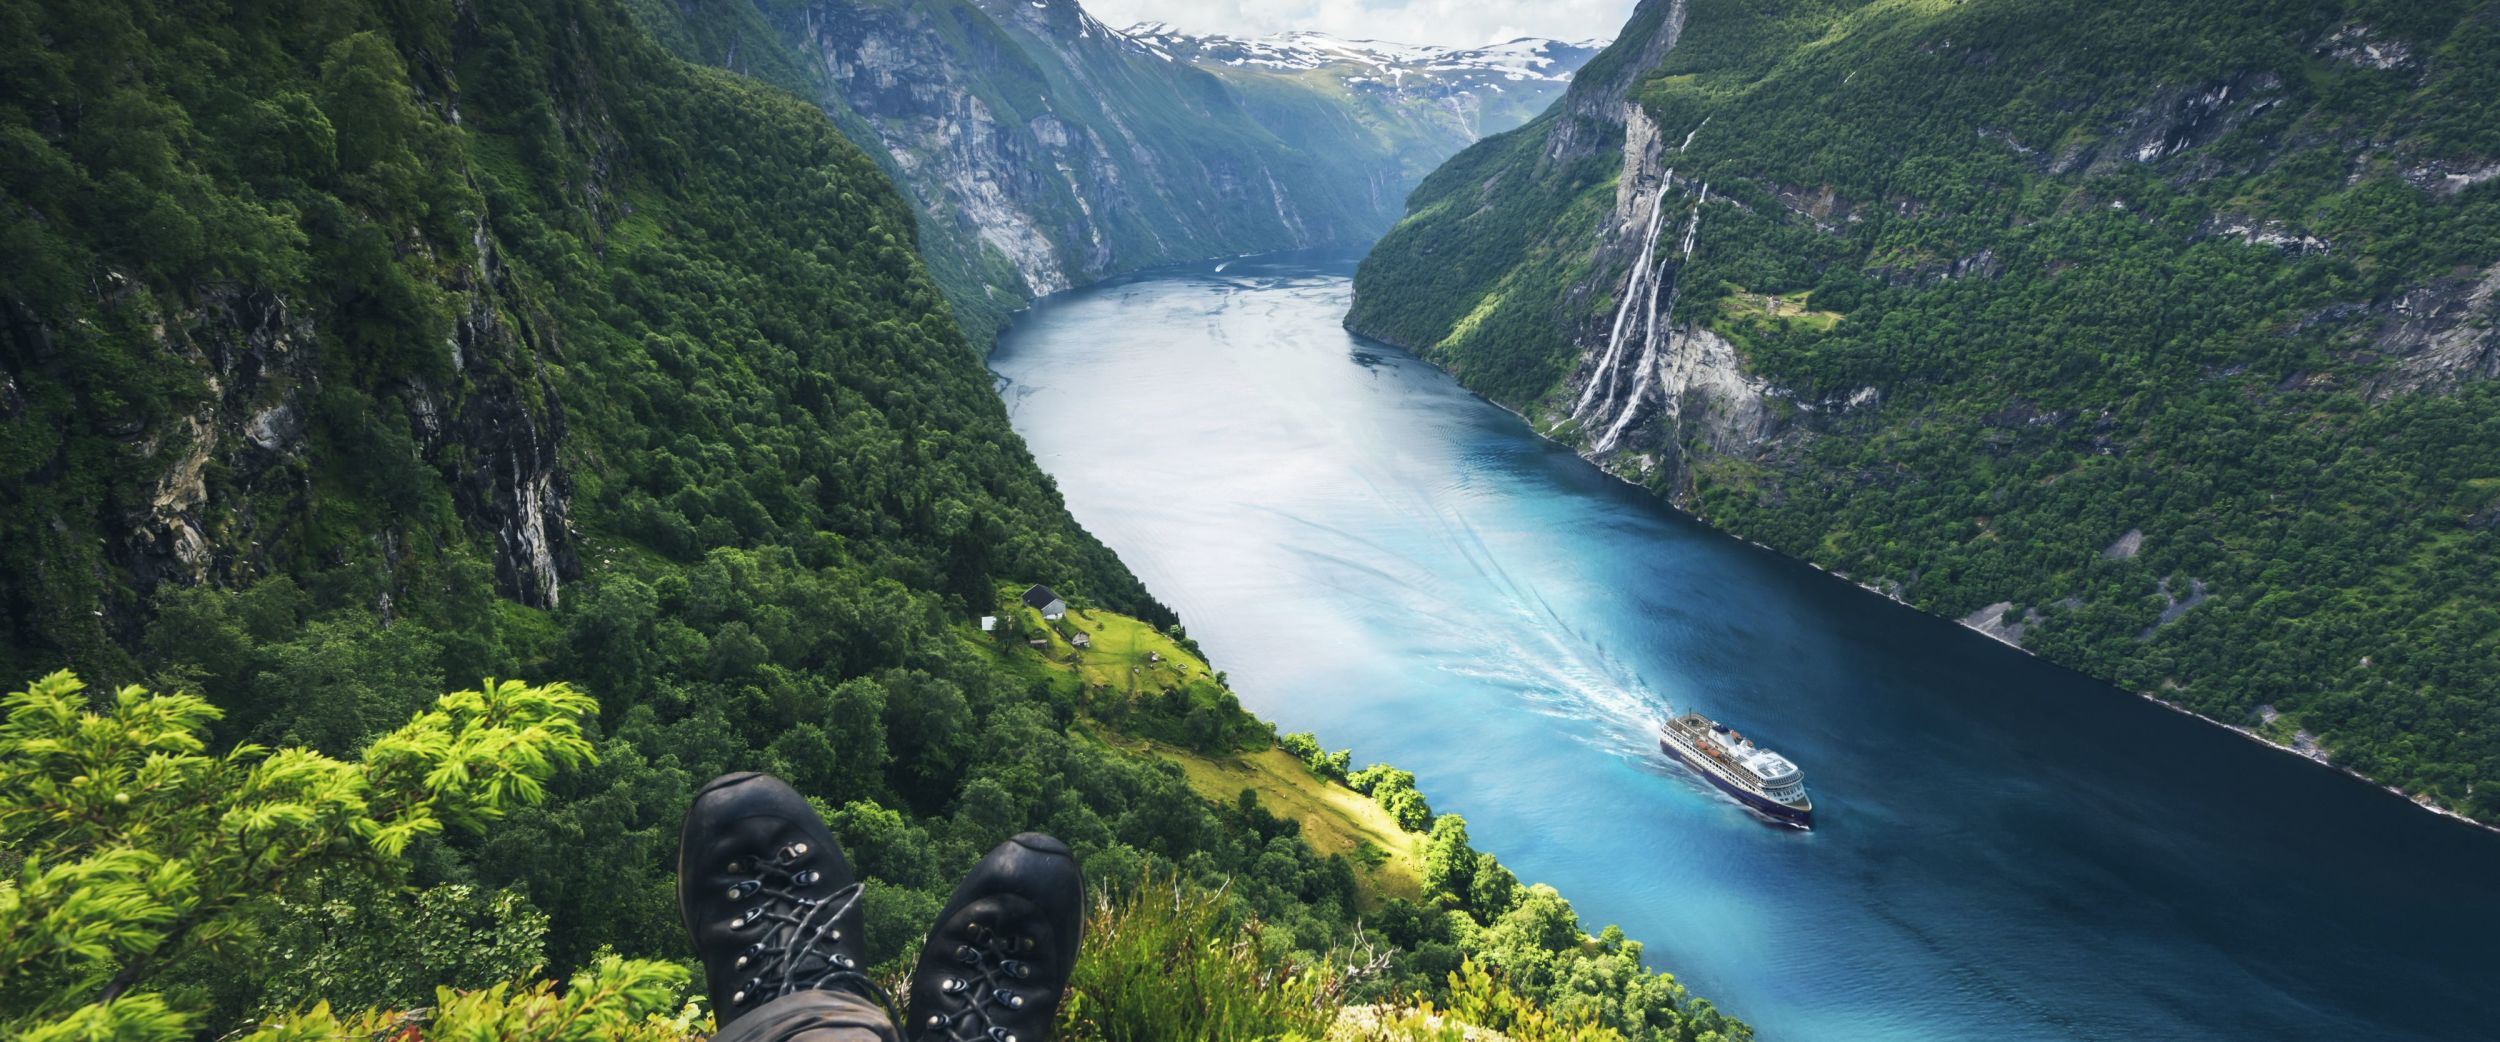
xmin=1081 ymin=0 xmax=1636 ymax=47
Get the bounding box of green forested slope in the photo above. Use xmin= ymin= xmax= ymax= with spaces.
xmin=1352 ymin=0 xmax=2500 ymax=822
xmin=0 ymin=0 xmax=1742 ymax=1036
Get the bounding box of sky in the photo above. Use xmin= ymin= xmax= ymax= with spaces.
xmin=1079 ymin=0 xmax=1637 ymax=47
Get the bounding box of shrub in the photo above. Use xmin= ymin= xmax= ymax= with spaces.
xmin=1058 ymin=874 xmax=1342 ymax=1042
xmin=1280 ymin=732 xmax=1354 ymax=782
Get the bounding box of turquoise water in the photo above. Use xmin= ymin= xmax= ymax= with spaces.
xmin=989 ymin=251 xmax=2500 ymax=1042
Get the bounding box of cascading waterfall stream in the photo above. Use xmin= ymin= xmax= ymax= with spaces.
xmin=1593 ymin=184 xmax=1705 ymax=454
xmin=1572 ymin=181 xmax=1672 ymax=421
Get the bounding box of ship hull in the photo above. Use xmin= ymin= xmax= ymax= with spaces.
xmin=1660 ymin=736 xmax=1814 ymax=828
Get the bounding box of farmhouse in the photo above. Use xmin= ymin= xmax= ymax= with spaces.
xmin=1022 ymin=584 xmax=1067 ymax=620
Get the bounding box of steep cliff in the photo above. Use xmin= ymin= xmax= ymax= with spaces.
xmin=628 ymin=0 xmax=1594 ymax=344
xmin=1352 ymin=0 xmax=2500 ymax=822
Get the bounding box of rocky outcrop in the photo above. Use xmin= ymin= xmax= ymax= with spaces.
xmin=121 ymin=288 xmax=314 ymax=596
xmin=42 ymin=209 xmax=577 ymax=622
xmin=2364 ymin=261 xmax=2500 ymax=395
xmin=1545 ymin=0 xmax=1688 ymax=166
xmin=2036 ymin=70 xmax=2295 ymax=182
xmin=1960 ymin=602 xmax=2039 ymax=647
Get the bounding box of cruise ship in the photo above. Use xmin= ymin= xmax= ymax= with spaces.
xmin=1659 ymin=712 xmax=1813 ymax=827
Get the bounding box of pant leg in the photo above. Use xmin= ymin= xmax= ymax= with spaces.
xmin=710 ymin=988 xmax=901 ymax=1042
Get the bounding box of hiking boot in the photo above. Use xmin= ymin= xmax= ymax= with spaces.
xmin=903 ymin=833 xmax=1085 ymax=1042
xmin=678 ymin=772 xmax=877 ymax=1028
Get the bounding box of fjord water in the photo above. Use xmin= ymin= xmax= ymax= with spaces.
xmin=990 ymin=252 xmax=2500 ymax=1042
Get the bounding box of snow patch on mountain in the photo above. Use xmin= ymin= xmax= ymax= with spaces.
xmin=1122 ymin=22 xmax=1604 ymax=87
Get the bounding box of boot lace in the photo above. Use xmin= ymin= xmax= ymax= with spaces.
xmin=720 ymin=840 xmax=888 ymax=1013
xmin=916 ymin=920 xmax=1045 ymax=1042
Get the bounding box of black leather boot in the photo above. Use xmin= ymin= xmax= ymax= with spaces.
xmin=679 ymin=772 xmax=878 ymax=1029
xmin=902 ymin=833 xmax=1084 ymax=1042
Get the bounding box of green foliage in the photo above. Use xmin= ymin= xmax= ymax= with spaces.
xmin=231 ymin=956 xmax=696 ymax=1042
xmin=1281 ymin=731 xmax=1354 ymax=783
xmin=0 ymin=670 xmax=600 ymax=1040
xmin=202 ymin=877 xmax=553 ymax=1017
xmin=1412 ymin=815 xmax=1525 ymax=924
xmin=1434 ymin=958 xmax=1630 ymax=1042
xmin=1353 ymin=0 xmax=2500 ymax=822
xmin=1058 ymin=873 xmax=1341 ymax=1042
xmin=1349 ymin=764 xmax=1434 ymax=832
xmin=1420 ymin=815 xmax=1478 ymax=907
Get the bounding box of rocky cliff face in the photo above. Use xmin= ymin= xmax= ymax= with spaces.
xmin=1345 ymin=0 xmax=1812 ymax=502
xmin=1548 ymin=98 xmax=1797 ymax=499
xmin=4 ymin=240 xmax=574 ymax=668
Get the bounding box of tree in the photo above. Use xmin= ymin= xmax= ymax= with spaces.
xmin=1421 ymin=815 xmax=1477 ymax=909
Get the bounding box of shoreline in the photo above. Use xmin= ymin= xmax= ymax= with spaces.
xmin=1348 ymin=317 xmax=2500 ymax=840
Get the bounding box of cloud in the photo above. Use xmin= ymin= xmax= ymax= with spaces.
xmin=1082 ymin=0 xmax=1636 ymax=47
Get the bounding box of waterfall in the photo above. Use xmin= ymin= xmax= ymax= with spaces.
xmin=1572 ymin=180 xmax=1671 ymax=421
xmin=1592 ymin=184 xmax=1706 ymax=454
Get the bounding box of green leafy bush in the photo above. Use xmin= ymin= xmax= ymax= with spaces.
xmin=0 ymin=671 xmax=627 ymax=1041
xmin=1281 ymin=732 xmax=1354 ymax=782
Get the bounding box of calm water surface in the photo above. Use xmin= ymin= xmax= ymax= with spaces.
xmin=989 ymin=252 xmax=2500 ymax=1042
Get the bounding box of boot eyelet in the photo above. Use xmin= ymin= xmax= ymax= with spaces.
xmin=727 ymin=879 xmax=760 ymax=900
xmin=793 ymin=869 xmax=822 ymax=886
xmin=1003 ymin=959 xmax=1032 ymax=980
xmin=780 ymin=842 xmax=809 ymax=859
xmin=954 ymin=944 xmax=981 ymax=964
xmin=942 ymin=976 xmax=967 ymax=994
xmin=995 ymin=989 xmax=1026 ymax=1010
